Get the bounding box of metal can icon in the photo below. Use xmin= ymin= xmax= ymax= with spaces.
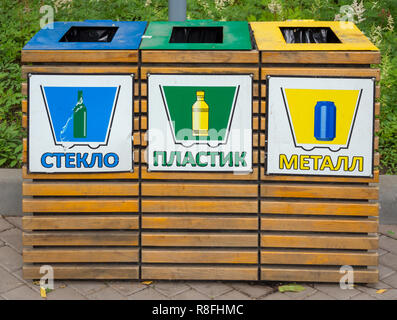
xmin=314 ymin=101 xmax=336 ymax=141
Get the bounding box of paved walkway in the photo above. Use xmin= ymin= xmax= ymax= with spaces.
xmin=1 ymin=215 xmax=397 ymax=300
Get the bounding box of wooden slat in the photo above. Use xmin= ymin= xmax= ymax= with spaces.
xmin=261 ymin=200 xmax=378 ymax=216
xmin=22 ymin=65 xmax=138 ymax=79
xmin=23 ymin=231 xmax=138 ymax=246
xmin=261 ymin=167 xmax=379 ymax=183
xmin=374 ymin=152 xmax=380 ymax=166
xmin=22 ymin=114 xmax=27 ymax=128
xmin=142 ymin=266 xmax=258 ymax=280
xmin=142 ymin=232 xmax=258 ymax=247
xmin=261 ymin=233 xmax=378 ymax=250
xmin=23 ymin=264 xmax=139 ymax=279
xmin=142 ymin=199 xmax=257 ymax=213
xmin=23 ymin=248 xmax=138 ymax=263
xmin=142 ymin=215 xmax=257 ymax=230
xmin=261 ymin=266 xmax=378 ymax=283
xmin=261 ymin=67 xmax=380 ymax=81
xmin=22 ymin=165 xmax=138 ymax=179
xmin=261 ymin=250 xmax=377 ymax=266
xmin=142 ymin=50 xmax=259 ymax=64
xmin=376 ymin=86 xmax=380 ymax=99
xmin=141 ymin=99 xmax=147 ymax=112
xmin=142 ymin=249 xmax=257 ymax=264
xmin=374 ymin=136 xmax=379 ymax=150
xmin=21 ymin=50 xmax=138 ymax=63
xmin=261 ymin=216 xmax=378 ymax=233
xmin=142 ymin=183 xmax=257 ymax=197
xmin=375 ymin=119 xmax=380 ymax=132
xmin=261 ymin=51 xmax=381 ymax=64
xmin=22 ymin=99 xmax=27 ymax=112
xmin=375 ymin=102 xmax=380 ymax=115
xmin=141 ymin=66 xmax=259 ymax=80
xmin=23 ymin=198 xmax=139 ymax=213
xmin=23 ymin=181 xmax=139 ymax=196
xmin=23 ymin=215 xmax=139 ymax=230
xmin=260 ymin=183 xmax=378 ymax=200
xmin=142 ymin=167 xmax=258 ymax=181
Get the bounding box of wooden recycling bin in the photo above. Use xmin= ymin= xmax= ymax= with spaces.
xmin=250 ymin=21 xmax=380 ymax=283
xmin=21 ymin=20 xmax=147 ymax=279
xmin=138 ymin=21 xmax=261 ymax=280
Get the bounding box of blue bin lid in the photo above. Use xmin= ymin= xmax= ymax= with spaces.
xmin=23 ymin=20 xmax=147 ymax=50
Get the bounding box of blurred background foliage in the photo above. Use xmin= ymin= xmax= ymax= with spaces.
xmin=0 ymin=0 xmax=396 ymax=173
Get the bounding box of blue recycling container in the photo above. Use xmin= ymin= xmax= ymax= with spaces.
xmin=314 ymin=101 xmax=336 ymax=141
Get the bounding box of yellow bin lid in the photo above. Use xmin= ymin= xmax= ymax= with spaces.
xmin=250 ymin=21 xmax=378 ymax=51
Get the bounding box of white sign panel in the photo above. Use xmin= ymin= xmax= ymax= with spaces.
xmin=266 ymin=76 xmax=375 ymax=177
xmin=148 ymin=74 xmax=252 ymax=172
xmin=28 ymin=74 xmax=134 ymax=173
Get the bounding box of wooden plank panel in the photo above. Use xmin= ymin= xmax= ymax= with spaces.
xmin=261 ymin=233 xmax=378 ymax=250
xmin=261 ymin=67 xmax=380 ymax=81
xmin=141 ymin=99 xmax=147 ymax=112
xmin=142 ymin=50 xmax=259 ymax=63
xmin=23 ymin=215 xmax=139 ymax=230
xmin=142 ymin=266 xmax=258 ymax=280
xmin=261 ymin=216 xmax=378 ymax=233
xmin=23 ymin=264 xmax=139 ymax=279
xmin=141 ymin=67 xmax=259 ymax=80
xmin=23 ymin=181 xmax=139 ymax=196
xmin=142 ymin=183 xmax=257 ymax=197
xmin=23 ymin=248 xmax=139 ymax=263
xmin=23 ymin=231 xmax=138 ymax=246
xmin=22 ymin=83 xmax=27 ymax=96
xmin=261 ymin=266 xmax=378 ymax=283
xmin=376 ymin=86 xmax=380 ymax=99
xmin=261 ymin=250 xmax=377 ymax=266
xmin=142 ymin=249 xmax=258 ymax=264
xmin=142 ymin=215 xmax=257 ymax=230
xmin=142 ymin=232 xmax=258 ymax=247
xmin=21 ymin=50 xmax=138 ymax=63
xmin=142 ymin=199 xmax=257 ymax=213
xmin=22 ymin=65 xmax=138 ymax=79
xmin=23 ymin=198 xmax=139 ymax=213
xmin=22 ymin=165 xmax=138 ymax=179
xmin=260 ymin=183 xmax=378 ymax=200
xmin=142 ymin=167 xmax=258 ymax=180
xmin=261 ymin=167 xmax=379 ymax=183
xmin=261 ymin=200 xmax=378 ymax=216
xmin=261 ymin=51 xmax=381 ymax=64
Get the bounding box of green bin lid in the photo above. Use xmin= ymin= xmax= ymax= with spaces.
xmin=139 ymin=20 xmax=252 ymax=50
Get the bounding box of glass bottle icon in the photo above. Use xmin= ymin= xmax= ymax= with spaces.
xmin=73 ymin=90 xmax=87 ymax=138
xmin=314 ymin=101 xmax=336 ymax=141
xmin=192 ymin=90 xmax=209 ymax=136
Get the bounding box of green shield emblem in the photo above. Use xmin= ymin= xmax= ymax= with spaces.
xmin=161 ymin=85 xmax=239 ymax=147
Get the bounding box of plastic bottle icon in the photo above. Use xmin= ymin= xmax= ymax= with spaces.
xmin=192 ymin=90 xmax=209 ymax=136
xmin=314 ymin=101 xmax=336 ymax=141
xmin=73 ymin=90 xmax=87 ymax=138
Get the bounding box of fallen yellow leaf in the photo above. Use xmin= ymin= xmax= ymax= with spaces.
xmin=40 ymin=287 xmax=47 ymax=298
xmin=33 ymin=280 xmax=40 ymax=286
xmin=59 ymin=284 xmax=66 ymax=288
xmin=376 ymin=289 xmax=387 ymax=294
xmin=141 ymin=281 xmax=153 ymax=285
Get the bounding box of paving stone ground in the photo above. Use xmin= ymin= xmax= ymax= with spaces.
xmin=0 ymin=215 xmax=396 ymax=300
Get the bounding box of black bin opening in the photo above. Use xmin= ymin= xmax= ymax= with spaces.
xmin=280 ymin=27 xmax=341 ymax=44
xmin=169 ymin=27 xmax=223 ymax=43
xmin=60 ymin=26 xmax=119 ymax=42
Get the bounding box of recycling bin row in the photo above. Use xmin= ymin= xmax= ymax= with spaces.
xmin=21 ymin=20 xmax=380 ymax=282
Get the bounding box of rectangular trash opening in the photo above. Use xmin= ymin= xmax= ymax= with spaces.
xmin=169 ymin=26 xmax=223 ymax=43
xmin=60 ymin=26 xmax=119 ymax=42
xmin=280 ymin=27 xmax=341 ymax=44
